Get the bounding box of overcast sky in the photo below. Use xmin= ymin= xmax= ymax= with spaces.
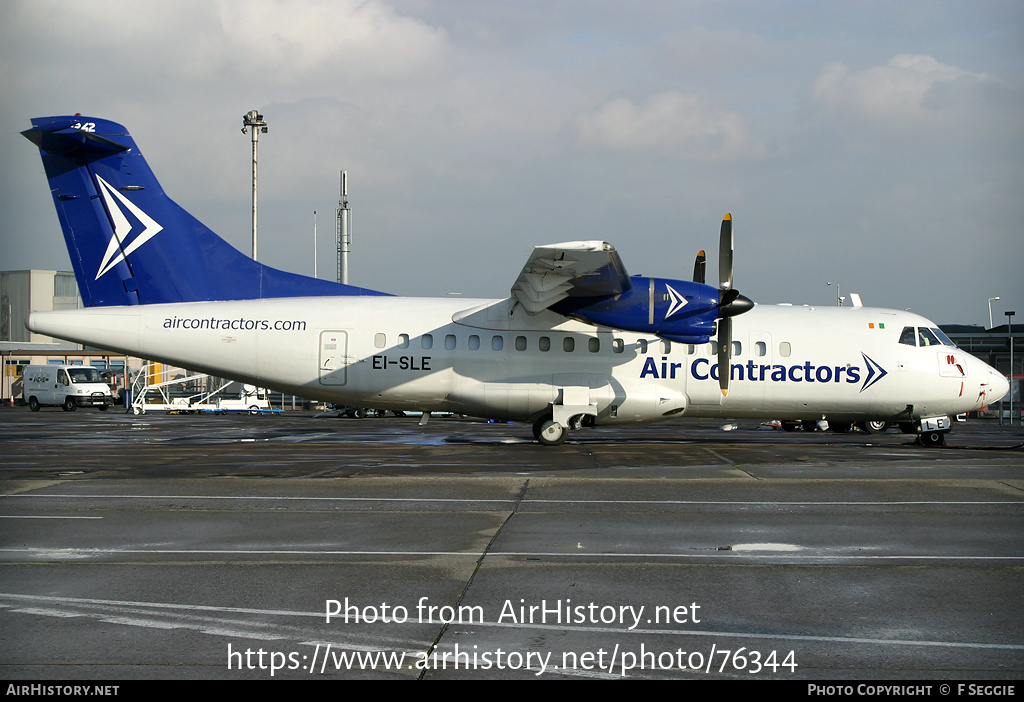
xmin=2 ymin=0 xmax=1021 ymax=326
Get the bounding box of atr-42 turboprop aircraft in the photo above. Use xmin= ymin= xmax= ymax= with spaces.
xmin=22 ymin=116 xmax=1008 ymax=445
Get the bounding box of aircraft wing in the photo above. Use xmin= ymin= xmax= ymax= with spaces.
xmin=511 ymin=241 xmax=633 ymax=314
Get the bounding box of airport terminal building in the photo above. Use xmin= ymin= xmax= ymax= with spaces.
xmin=1 ymin=270 xmax=133 ymax=402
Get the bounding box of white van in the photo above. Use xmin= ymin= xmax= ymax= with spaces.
xmin=23 ymin=365 xmax=117 ymax=412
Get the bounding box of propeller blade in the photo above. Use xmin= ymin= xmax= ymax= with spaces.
xmin=716 ymin=214 xmax=744 ymax=397
xmin=693 ymin=250 xmax=706 ymax=284
xmin=719 ymin=214 xmax=733 ymax=291
xmin=718 ymin=317 xmax=732 ymax=396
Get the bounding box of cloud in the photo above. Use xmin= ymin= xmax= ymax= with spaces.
xmin=212 ymin=0 xmax=452 ymax=85
xmin=810 ymin=54 xmax=994 ymax=126
xmin=567 ymin=91 xmax=765 ymax=160
xmin=4 ymin=0 xmax=452 ymax=95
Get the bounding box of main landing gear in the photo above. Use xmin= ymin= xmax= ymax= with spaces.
xmin=532 ymin=417 xmax=568 ymax=446
xmin=532 ymin=411 xmax=595 ymax=445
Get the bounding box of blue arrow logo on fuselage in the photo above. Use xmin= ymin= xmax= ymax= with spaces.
xmin=859 ymin=353 xmax=888 ymax=392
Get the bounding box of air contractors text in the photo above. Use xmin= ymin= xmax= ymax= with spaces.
xmin=163 ymin=316 xmax=306 ymax=331
xmin=642 ymin=357 xmax=861 ymax=384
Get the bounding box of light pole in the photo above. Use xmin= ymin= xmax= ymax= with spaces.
xmin=988 ymin=297 xmax=1000 ymax=329
xmin=1007 ymin=310 xmax=1016 ymax=426
xmin=827 ymin=281 xmax=844 ymax=307
xmin=241 ymin=110 xmax=268 ymax=260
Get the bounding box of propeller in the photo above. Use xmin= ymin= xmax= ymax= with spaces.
xmin=714 ymin=214 xmax=753 ymax=396
xmin=692 ymin=249 xmax=706 ymax=285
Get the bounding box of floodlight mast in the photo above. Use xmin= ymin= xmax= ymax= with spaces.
xmin=241 ymin=110 xmax=268 ymax=260
xmin=988 ymin=297 xmax=1001 ymax=329
xmin=1008 ymin=310 xmax=1016 ymax=427
xmin=827 ymin=281 xmax=844 ymax=307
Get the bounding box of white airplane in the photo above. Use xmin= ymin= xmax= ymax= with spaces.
xmin=22 ymin=116 xmax=1009 ymax=446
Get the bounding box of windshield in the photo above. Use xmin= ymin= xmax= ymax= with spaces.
xmin=918 ymin=327 xmax=943 ymax=347
xmin=898 ymin=326 xmax=958 ymax=348
xmin=929 ymin=327 xmax=956 ymax=347
xmin=66 ymin=367 xmax=104 ymax=383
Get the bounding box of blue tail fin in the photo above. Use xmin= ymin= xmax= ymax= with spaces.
xmin=22 ymin=116 xmax=387 ymax=306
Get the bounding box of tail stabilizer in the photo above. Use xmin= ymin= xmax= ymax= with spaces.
xmin=22 ymin=116 xmax=388 ymax=306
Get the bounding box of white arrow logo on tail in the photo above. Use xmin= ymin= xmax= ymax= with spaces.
xmin=94 ymin=175 xmax=163 ymax=279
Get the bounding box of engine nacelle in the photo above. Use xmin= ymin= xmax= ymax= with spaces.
xmin=551 ymin=276 xmax=721 ymax=344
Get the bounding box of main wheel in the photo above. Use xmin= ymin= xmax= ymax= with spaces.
xmin=863 ymin=420 xmax=889 ymax=434
xmin=533 ymin=418 xmax=568 ymax=446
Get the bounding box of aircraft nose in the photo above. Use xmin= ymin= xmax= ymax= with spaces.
xmin=984 ymin=366 xmax=1010 ymax=404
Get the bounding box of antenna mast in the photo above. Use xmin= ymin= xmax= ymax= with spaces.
xmin=336 ymin=170 xmax=350 ymax=285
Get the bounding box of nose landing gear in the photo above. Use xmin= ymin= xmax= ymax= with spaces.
xmin=918 ymin=430 xmax=947 ymax=447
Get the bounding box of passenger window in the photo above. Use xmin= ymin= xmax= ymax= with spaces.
xmin=515 ymin=336 xmax=527 ymax=351
xmin=563 ymin=337 xmax=575 ymax=352
xmin=779 ymin=342 xmax=791 ymax=358
xmin=374 ymin=333 xmax=386 ymax=349
xmin=589 ymin=338 xmax=600 ymax=353
xmin=755 ymin=341 xmax=767 ymax=357
xmin=468 ymin=335 xmax=480 ymax=350
xmin=899 ymin=326 xmax=917 ymax=346
xmin=637 ymin=339 xmax=648 ymax=354
xmin=492 ymin=335 xmax=503 ymax=351
xmin=661 ymin=340 xmax=671 ymax=354
xmin=731 ymin=341 xmax=741 ymax=356
xmin=398 ymin=333 xmax=410 ymax=349
xmin=612 ymin=338 xmax=624 ymax=353
xmin=445 ymin=334 xmax=456 ymax=350
xmin=421 ymin=334 xmax=433 ymax=349
xmin=539 ymin=336 xmax=551 ymax=352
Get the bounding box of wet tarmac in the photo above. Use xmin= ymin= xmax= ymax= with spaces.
xmin=1 ymin=408 xmax=1022 ymax=679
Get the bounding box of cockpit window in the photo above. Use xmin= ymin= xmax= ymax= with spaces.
xmin=929 ymin=327 xmax=956 ymax=347
xmin=917 ymin=328 xmax=942 ymax=347
xmin=898 ymin=326 xmax=956 ymax=348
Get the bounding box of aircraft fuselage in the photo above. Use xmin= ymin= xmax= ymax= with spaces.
xmin=27 ymin=296 xmax=1005 ymax=427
